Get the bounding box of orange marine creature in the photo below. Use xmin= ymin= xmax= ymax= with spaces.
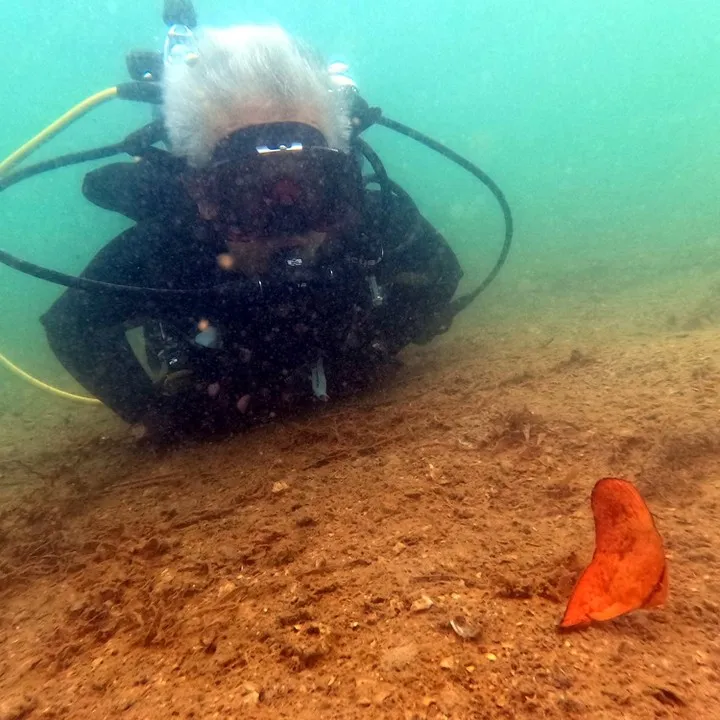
xmin=560 ymin=477 xmax=668 ymax=628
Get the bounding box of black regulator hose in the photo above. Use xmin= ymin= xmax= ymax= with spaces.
xmin=0 ymin=145 xmax=124 ymax=192
xmin=0 ymin=249 xmax=363 ymax=307
xmin=376 ymin=115 xmax=514 ymax=314
xmin=0 ymin=120 xmax=166 ymax=193
xmin=0 ymin=248 xmax=211 ymax=297
xmin=0 ymin=84 xmax=513 ymax=319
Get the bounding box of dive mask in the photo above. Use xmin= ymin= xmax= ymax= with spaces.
xmin=197 ymin=122 xmax=364 ymax=238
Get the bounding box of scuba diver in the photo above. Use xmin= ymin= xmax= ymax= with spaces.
xmin=40 ymin=24 xmax=464 ymax=440
xmin=0 ymin=1 xmax=513 ymax=442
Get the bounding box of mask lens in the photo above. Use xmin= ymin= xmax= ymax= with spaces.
xmin=203 ymin=146 xmax=363 ymax=237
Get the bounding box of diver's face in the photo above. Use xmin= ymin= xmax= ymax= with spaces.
xmin=184 ymin=120 xmax=364 ymax=275
xmin=186 ymin=180 xmax=328 ymax=276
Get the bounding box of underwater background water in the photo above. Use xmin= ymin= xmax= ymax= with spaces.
xmin=1 ymin=0 xmax=719 ymax=386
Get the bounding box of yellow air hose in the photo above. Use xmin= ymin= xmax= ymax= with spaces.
xmin=0 ymin=88 xmax=122 ymax=404
xmin=0 ymin=351 xmax=101 ymax=405
xmin=0 ymin=87 xmax=118 ymax=177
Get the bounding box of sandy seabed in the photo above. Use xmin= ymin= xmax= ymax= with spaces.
xmin=2 ymin=252 xmax=720 ymax=719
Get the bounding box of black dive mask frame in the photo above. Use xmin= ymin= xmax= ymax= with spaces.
xmin=0 ymin=0 xmax=513 ymax=324
xmin=195 ymin=122 xmax=366 ymax=239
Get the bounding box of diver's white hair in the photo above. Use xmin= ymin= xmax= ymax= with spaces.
xmin=163 ymin=25 xmax=351 ymax=167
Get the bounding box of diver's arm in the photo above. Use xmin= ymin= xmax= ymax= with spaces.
xmin=373 ymin=191 xmax=464 ymax=350
xmin=40 ymin=221 xmax=196 ymax=423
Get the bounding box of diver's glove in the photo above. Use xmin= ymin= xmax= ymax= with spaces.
xmin=144 ymin=321 xmax=222 ymax=397
xmin=159 ymin=347 xmax=195 ymax=395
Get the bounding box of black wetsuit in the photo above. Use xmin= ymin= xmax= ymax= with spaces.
xmin=41 ymin=168 xmax=462 ymax=437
